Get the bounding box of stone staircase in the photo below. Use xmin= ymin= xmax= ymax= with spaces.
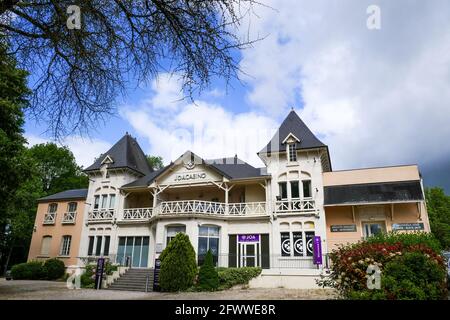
xmin=107 ymin=268 xmax=154 ymax=292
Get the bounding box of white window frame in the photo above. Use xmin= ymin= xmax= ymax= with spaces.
xmin=288 ymin=143 xmax=297 ymax=162
xmin=59 ymin=235 xmax=72 ymax=256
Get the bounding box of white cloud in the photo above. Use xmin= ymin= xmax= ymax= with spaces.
xmin=121 ymin=84 xmax=278 ymax=167
xmin=25 ymin=134 xmax=112 ymax=169
xmin=238 ymin=0 xmax=450 ymax=170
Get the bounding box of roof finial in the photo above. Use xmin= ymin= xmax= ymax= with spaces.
xmin=291 ymin=106 xmax=294 ymax=111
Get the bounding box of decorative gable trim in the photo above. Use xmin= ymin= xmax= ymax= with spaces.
xmin=101 ymin=155 xmax=114 ymax=165
xmin=282 ymin=132 xmax=301 ymax=144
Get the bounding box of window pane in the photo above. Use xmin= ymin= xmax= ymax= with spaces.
xmin=209 ymin=226 xmax=219 ymax=237
xmin=140 ymin=237 xmax=149 ymax=268
xmin=279 ymin=182 xmax=287 ymax=199
xmin=167 ymin=226 xmax=185 ymax=237
xmin=87 ymin=236 xmax=95 ymax=256
xmin=101 ymin=195 xmax=108 ymax=209
xmin=198 ymin=237 xmax=208 ymax=264
xmin=94 ymin=196 xmax=99 ymax=209
xmin=68 ymin=202 xmax=77 ymax=212
xmin=103 ymin=236 xmax=110 ymax=256
xmin=281 ymin=232 xmax=290 ymax=256
xmin=48 ymin=203 xmax=57 ymax=213
xmin=117 ymin=237 xmax=126 ymax=264
xmin=95 ymin=236 xmax=103 ymax=255
xmin=132 ymin=237 xmax=142 ymax=267
xmin=289 ymin=144 xmax=297 ymax=161
xmin=293 ymin=232 xmax=303 ymax=256
xmin=290 ymin=181 xmax=300 ymax=198
xmin=303 ymin=180 xmax=312 ymax=198
xmin=125 ymin=237 xmax=134 ymax=263
xmin=199 ymin=226 xmax=208 ymax=237
xmin=305 ymin=231 xmax=315 ymax=257
xmin=60 ymin=236 xmax=71 ymax=256
xmin=109 ymin=194 xmax=115 ymax=208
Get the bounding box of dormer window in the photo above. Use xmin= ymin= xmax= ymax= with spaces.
xmin=288 ymin=143 xmax=297 ymax=162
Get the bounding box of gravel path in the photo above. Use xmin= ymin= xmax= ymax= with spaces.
xmin=0 ymin=279 xmax=337 ymax=300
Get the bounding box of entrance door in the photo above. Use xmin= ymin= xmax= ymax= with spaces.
xmin=239 ymin=242 xmax=259 ymax=267
xmin=117 ymin=236 xmax=149 ymax=268
xmin=362 ymin=222 xmax=386 ymax=239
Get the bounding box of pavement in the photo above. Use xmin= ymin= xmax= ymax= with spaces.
xmin=0 ymin=278 xmax=337 ymax=300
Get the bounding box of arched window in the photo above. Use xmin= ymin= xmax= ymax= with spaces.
xmin=166 ymin=225 xmax=186 ymax=245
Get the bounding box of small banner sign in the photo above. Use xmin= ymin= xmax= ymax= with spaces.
xmin=238 ymin=234 xmax=260 ymax=242
xmin=313 ymin=236 xmax=322 ymax=265
xmin=392 ymin=223 xmax=424 ymax=231
xmin=153 ymin=258 xmax=161 ymax=292
xmin=94 ymin=257 xmax=105 ymax=290
xmin=330 ymin=224 xmax=357 ymax=232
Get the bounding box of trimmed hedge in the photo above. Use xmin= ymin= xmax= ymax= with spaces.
xmin=11 ymin=261 xmax=47 ymax=280
xmin=43 ymin=258 xmax=66 ymax=280
xmin=159 ymin=233 xmax=197 ymax=292
xmin=217 ymin=267 xmax=262 ymax=290
xmin=198 ymin=250 xmax=219 ymax=291
xmin=81 ymin=264 xmax=95 ymax=288
xmin=317 ymin=232 xmax=448 ymax=299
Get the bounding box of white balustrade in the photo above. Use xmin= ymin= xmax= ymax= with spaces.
xmin=88 ymin=209 xmax=115 ymax=221
xmin=275 ymin=199 xmax=316 ymax=213
xmin=158 ymin=200 xmax=226 ymax=215
xmin=228 ymin=202 xmax=267 ymax=215
xmin=43 ymin=212 xmax=56 ymax=224
xmin=123 ymin=207 xmax=153 ymax=220
xmin=62 ymin=211 xmax=76 ymax=224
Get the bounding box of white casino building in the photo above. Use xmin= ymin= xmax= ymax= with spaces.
xmin=75 ymin=110 xmax=429 ymax=288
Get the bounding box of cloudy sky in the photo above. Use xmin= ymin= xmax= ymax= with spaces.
xmin=24 ymin=0 xmax=450 ymax=192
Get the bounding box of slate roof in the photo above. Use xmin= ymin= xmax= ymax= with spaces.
xmin=38 ymin=189 xmax=88 ymax=202
xmin=121 ymin=155 xmax=268 ymax=189
xmin=84 ymin=133 xmax=153 ymax=176
xmin=324 ymin=181 xmax=424 ymax=205
xmin=259 ymin=110 xmax=327 ymax=154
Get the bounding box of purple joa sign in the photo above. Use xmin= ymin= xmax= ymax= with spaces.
xmin=313 ymin=236 xmax=322 ymax=265
xmin=238 ymin=234 xmax=260 ymax=242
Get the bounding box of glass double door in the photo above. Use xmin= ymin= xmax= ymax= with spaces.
xmin=239 ymin=242 xmax=260 ymax=267
xmin=117 ymin=236 xmax=149 ymax=268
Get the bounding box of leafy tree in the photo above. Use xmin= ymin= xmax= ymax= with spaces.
xmin=0 ymin=43 xmax=31 ymax=274
xmin=159 ymin=233 xmax=197 ymax=292
xmin=146 ymin=155 xmax=164 ymax=170
xmin=198 ymin=249 xmax=219 ymax=291
xmin=0 ymin=0 xmax=261 ymax=137
xmin=26 ymin=142 xmax=88 ymax=195
xmin=425 ymin=187 xmax=450 ymax=250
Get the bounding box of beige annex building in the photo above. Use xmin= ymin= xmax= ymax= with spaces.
xmin=28 ymin=110 xmax=430 ymax=289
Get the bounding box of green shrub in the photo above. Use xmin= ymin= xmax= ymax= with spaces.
xmin=198 ymin=250 xmax=219 ymax=291
xmin=317 ymin=232 xmax=448 ymax=299
xmin=11 ymin=261 xmax=46 ymax=280
xmin=218 ymin=267 xmax=262 ymax=290
xmin=159 ymin=233 xmax=197 ymax=292
xmin=381 ymin=252 xmax=447 ymax=300
xmin=43 ymin=259 xmax=66 ymax=280
xmin=364 ymin=231 xmax=442 ymax=253
xmin=105 ymin=261 xmax=118 ymax=276
xmin=80 ymin=264 xmax=95 ymax=288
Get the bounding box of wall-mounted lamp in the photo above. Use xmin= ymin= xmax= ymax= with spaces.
xmin=315 ymin=188 xmax=319 ymax=192
xmin=33 ymin=225 xmax=37 ymax=232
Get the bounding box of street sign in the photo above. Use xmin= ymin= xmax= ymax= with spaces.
xmin=153 ymin=258 xmax=161 ymax=292
xmin=94 ymin=257 xmax=105 ymax=290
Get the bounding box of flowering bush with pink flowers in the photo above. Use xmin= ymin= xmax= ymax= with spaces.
xmin=318 ymin=232 xmax=448 ymax=299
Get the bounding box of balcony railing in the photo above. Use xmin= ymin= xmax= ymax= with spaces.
xmin=121 ymin=200 xmax=268 ymax=221
xmin=88 ymin=209 xmax=115 ymax=221
xmin=123 ymin=207 xmax=153 ymax=221
xmin=228 ymin=202 xmax=267 ymax=215
xmin=158 ymin=200 xmax=226 ymax=215
xmin=275 ymin=199 xmax=316 ymax=213
xmin=62 ymin=211 xmax=76 ymax=224
xmin=43 ymin=212 xmax=56 ymax=225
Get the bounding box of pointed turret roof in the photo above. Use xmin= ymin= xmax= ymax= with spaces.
xmin=259 ymin=110 xmax=327 ymax=154
xmin=84 ymin=133 xmax=153 ymax=176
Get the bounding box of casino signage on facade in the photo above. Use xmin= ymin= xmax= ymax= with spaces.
xmin=174 ymin=172 xmax=207 ymax=182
